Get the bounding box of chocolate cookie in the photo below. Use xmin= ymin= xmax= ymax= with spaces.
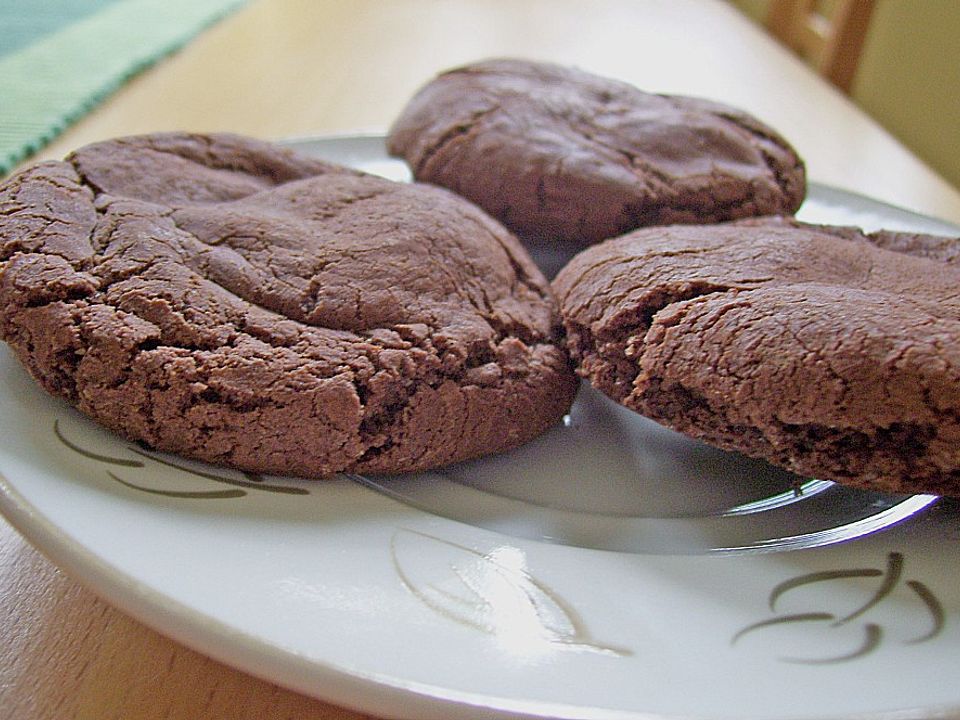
xmin=0 ymin=133 xmax=577 ymax=477
xmin=388 ymin=59 xmax=805 ymax=246
xmin=553 ymin=218 xmax=960 ymax=496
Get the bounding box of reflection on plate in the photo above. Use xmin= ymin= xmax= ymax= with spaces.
xmin=0 ymin=135 xmax=958 ymax=720
xmin=354 ymin=382 xmax=938 ymax=555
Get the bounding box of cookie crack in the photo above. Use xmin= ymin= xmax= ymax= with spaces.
xmin=414 ymin=106 xmax=499 ymax=178
xmin=564 ymin=125 xmax=791 ymax=229
xmin=68 ymin=155 xmax=109 ymax=199
xmin=0 ymin=174 xmax=98 ymax=271
xmin=569 ymin=280 xmax=736 ymax=400
xmin=455 ymin=214 xmax=555 ymax=345
xmin=708 ymin=108 xmax=804 ymax=209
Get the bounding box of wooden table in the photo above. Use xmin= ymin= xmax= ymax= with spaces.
xmin=2 ymin=1 xmax=958 ymax=718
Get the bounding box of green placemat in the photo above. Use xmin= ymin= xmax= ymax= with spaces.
xmin=1 ymin=1 xmax=125 ymax=57
xmin=0 ymin=0 xmax=248 ymax=175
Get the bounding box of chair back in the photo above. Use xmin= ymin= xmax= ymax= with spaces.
xmin=766 ymin=0 xmax=877 ymax=93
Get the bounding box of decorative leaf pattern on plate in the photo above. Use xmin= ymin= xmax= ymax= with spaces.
xmin=54 ymin=419 xmax=309 ymax=498
xmin=733 ymin=551 xmax=944 ymax=664
xmin=390 ymin=528 xmax=629 ymax=657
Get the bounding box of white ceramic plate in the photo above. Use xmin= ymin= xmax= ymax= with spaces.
xmin=1 ymin=135 xmax=959 ymax=720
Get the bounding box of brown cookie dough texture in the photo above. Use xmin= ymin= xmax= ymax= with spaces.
xmin=388 ymin=59 xmax=806 ymax=246
xmin=0 ymin=133 xmax=577 ymax=477
xmin=553 ymin=218 xmax=960 ymax=496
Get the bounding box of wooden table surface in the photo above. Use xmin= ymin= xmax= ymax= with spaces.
xmin=2 ymin=1 xmax=958 ymax=718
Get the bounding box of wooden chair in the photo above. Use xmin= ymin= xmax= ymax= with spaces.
xmin=765 ymin=0 xmax=877 ymax=93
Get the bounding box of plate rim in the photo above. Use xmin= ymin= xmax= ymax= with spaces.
xmin=4 ymin=463 xmax=960 ymax=720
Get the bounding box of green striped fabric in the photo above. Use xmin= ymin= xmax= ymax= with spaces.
xmin=1 ymin=1 xmax=125 ymax=56
xmin=0 ymin=0 xmax=248 ymax=175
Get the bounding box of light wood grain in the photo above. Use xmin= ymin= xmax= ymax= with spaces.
xmin=2 ymin=1 xmax=959 ymax=719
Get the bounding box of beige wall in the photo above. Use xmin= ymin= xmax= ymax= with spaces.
xmin=730 ymin=0 xmax=960 ymax=192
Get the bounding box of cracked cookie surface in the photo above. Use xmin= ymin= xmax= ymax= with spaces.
xmin=0 ymin=132 xmax=577 ymax=478
xmin=388 ymin=59 xmax=806 ymax=246
xmin=553 ymin=218 xmax=960 ymax=496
